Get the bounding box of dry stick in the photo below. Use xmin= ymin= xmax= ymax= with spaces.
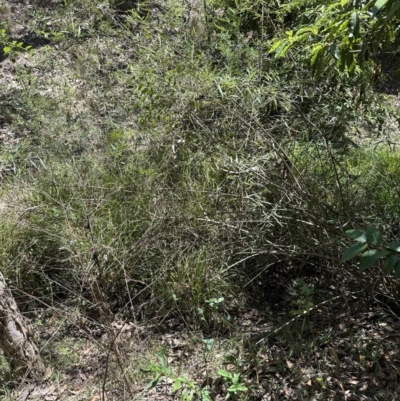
xmin=109 ymin=0 xmax=329 ymax=200
xmin=12 ymin=288 xmax=104 ymax=350
xmin=372 ymin=278 xmax=400 ymax=320
xmin=259 ymin=2 xmax=265 ymax=84
xmin=98 ymin=0 xmax=353 ymax=361
xmin=256 ymin=289 xmax=365 ymax=345
xmin=86 ymin=219 xmax=134 ymax=398
xmin=101 ymin=320 xmax=129 ymax=401
xmin=295 ymin=107 xmax=348 ymax=213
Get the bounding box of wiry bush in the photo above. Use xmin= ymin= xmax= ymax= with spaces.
xmin=0 ymin=0 xmax=399 ymax=332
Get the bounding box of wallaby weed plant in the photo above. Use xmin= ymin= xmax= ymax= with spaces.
xmin=2 ymin=0 xmax=399 ymax=319
xmin=1 ymin=0 xmax=400 ymax=398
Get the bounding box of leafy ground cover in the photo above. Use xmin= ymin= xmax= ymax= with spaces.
xmin=1 ymin=0 xmax=400 ymax=400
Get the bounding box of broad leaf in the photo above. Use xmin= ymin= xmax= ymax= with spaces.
xmin=173 ymin=379 xmax=182 ymax=392
xmin=383 ymin=255 xmax=398 ymax=274
xmin=386 ymin=0 xmax=400 ymax=20
xmin=365 ymin=226 xmax=382 ymax=246
xmin=372 ymin=0 xmax=391 ymax=17
xmin=329 ymin=43 xmax=339 ymax=60
xmin=274 ymin=40 xmax=289 ymax=58
xmin=218 ymin=369 xmax=232 ymax=379
xmin=269 ymin=39 xmax=285 ymax=54
xmin=351 ymin=13 xmax=360 ymax=38
xmin=385 ymin=241 xmax=400 ymax=252
xmin=395 ymin=260 xmax=400 ymax=278
xmin=359 ymin=249 xmax=385 ymax=272
xmin=295 ymin=27 xmax=317 ymax=37
xmin=340 ymin=243 xmax=368 ymax=263
xmin=386 ymin=1 xmax=400 ymax=22
xmin=345 ymin=229 xmax=367 ymax=242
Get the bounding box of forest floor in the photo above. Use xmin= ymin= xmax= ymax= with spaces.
xmin=7 ymin=269 xmax=400 ymax=401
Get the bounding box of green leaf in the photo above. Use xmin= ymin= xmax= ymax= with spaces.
xmin=340 ymin=243 xmax=368 ymax=263
xmin=395 ymin=260 xmax=400 ymax=278
xmin=272 ymin=40 xmax=289 ymax=58
xmin=269 ymin=39 xmax=285 ymax=54
xmin=373 ymin=0 xmax=390 ymax=17
xmin=386 ymin=0 xmax=400 ymax=20
xmin=351 ymin=12 xmax=360 ymax=38
xmin=329 ymin=43 xmax=339 ymax=60
xmin=183 ymin=388 xmax=194 ymax=401
xmin=311 ymin=45 xmax=326 ymax=76
xmin=345 ymin=51 xmax=355 ymax=73
xmin=173 ymin=379 xmax=182 ymax=392
xmin=202 ymin=338 xmax=214 ymax=351
xmin=218 ymin=369 xmax=232 ymax=379
xmin=385 ymin=241 xmax=400 ymax=252
xmin=383 ymin=254 xmax=398 ymax=274
xmin=345 ymin=229 xmax=367 ymax=242
xmin=157 ymin=354 xmax=167 ymax=369
xmin=146 ymin=374 xmax=163 ymax=390
xmin=359 ymin=249 xmax=385 ymax=272
xmin=228 ymin=383 xmax=248 ymax=392
xmin=366 ymin=226 xmax=382 ymax=246
xmin=295 ymin=27 xmax=317 ymax=37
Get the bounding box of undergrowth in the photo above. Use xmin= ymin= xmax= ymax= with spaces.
xmin=1 ymin=0 xmax=400 ymax=398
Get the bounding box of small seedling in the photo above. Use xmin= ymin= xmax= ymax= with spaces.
xmin=144 ymin=353 xmax=212 ymax=401
xmin=205 ymin=297 xmax=224 ymax=309
xmin=217 ymin=369 xmax=248 ymax=399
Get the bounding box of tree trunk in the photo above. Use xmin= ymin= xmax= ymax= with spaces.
xmin=186 ymin=0 xmax=206 ymax=40
xmin=0 ymin=273 xmax=44 ymax=379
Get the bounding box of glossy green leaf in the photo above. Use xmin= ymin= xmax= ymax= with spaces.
xmin=372 ymin=0 xmax=391 ymax=17
xmin=359 ymin=249 xmax=385 ymax=272
xmin=345 ymin=229 xmax=367 ymax=242
xmin=365 ymin=226 xmax=382 ymax=246
xmin=383 ymin=255 xmax=398 ymax=274
xmin=351 ymin=12 xmax=360 ymax=38
xmin=385 ymin=241 xmax=400 ymax=252
xmin=329 ymin=43 xmax=339 ymax=60
xmin=338 ymin=51 xmax=346 ymax=72
xmin=395 ymin=260 xmax=400 ymax=277
xmin=340 ymin=243 xmax=368 ymax=263
xmin=346 ymin=51 xmax=355 ymax=72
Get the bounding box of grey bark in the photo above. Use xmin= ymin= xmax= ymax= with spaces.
xmin=0 ymin=273 xmax=44 ymax=379
xmin=186 ymin=0 xmax=206 ymax=40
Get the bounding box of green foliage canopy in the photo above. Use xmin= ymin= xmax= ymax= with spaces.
xmin=269 ymin=0 xmax=400 ymax=75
